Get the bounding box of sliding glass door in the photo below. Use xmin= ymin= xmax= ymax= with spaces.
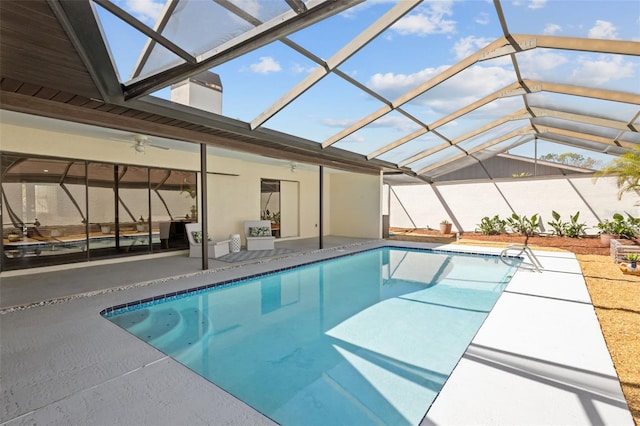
xmin=1 ymin=156 xmax=88 ymax=269
xmin=2 ymin=153 xmax=197 ymax=271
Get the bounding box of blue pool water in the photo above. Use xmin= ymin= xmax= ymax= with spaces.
xmin=104 ymin=247 xmax=520 ymax=425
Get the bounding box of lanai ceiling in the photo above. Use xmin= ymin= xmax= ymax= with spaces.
xmin=1 ymin=0 xmax=639 ymax=182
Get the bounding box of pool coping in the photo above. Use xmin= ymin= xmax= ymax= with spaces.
xmin=422 ymin=242 xmax=634 ymax=426
xmin=0 ymin=240 xmax=634 ymax=425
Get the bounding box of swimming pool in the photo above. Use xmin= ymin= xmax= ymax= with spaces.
xmin=103 ymin=247 xmax=520 ymax=425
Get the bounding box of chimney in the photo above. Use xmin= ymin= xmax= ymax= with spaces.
xmin=170 ymin=71 xmax=222 ymax=114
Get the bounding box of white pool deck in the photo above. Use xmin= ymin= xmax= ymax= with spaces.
xmin=0 ymin=238 xmax=634 ymax=425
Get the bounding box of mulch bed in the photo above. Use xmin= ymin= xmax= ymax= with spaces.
xmin=389 ymin=228 xmax=640 ymax=424
xmin=389 ymin=227 xmax=640 ymax=256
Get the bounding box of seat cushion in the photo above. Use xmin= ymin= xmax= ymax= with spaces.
xmin=191 ymin=231 xmax=211 ymax=243
xmin=248 ymin=226 xmax=271 ymax=237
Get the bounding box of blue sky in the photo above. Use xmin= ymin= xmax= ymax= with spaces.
xmin=98 ymin=0 xmax=640 ymax=171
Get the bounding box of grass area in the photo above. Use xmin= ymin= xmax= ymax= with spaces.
xmin=579 ymin=254 xmax=640 ymax=425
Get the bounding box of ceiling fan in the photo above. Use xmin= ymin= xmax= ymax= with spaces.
xmin=112 ymin=134 xmax=170 ymax=153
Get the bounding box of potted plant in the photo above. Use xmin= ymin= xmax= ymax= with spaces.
xmin=625 ymin=253 xmax=640 ymax=270
xmin=596 ymin=220 xmax=618 ymax=247
xmin=7 ymin=229 xmax=21 ymax=242
xmin=439 ymin=219 xmax=452 ymax=234
xmin=136 ymin=216 xmax=148 ymax=232
xmin=595 ymin=213 xmax=635 ymax=247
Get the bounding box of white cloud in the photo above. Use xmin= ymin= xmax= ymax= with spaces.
xmin=588 ymin=20 xmax=619 ymax=40
xmin=368 ymin=65 xmax=518 ymax=115
xmin=368 ymin=65 xmax=450 ymax=96
xmin=341 ymin=133 xmax=367 ymax=143
xmin=571 ymin=54 xmax=635 ymax=86
xmin=528 ymin=0 xmax=547 ymax=10
xmin=475 ymin=12 xmax=490 ymax=25
xmin=338 ymin=0 xmax=396 ymax=19
xmin=543 ymin=23 xmax=562 ymax=35
xmin=324 ymin=114 xmax=417 ymax=136
xmin=452 ymin=36 xmax=493 ymax=60
xmin=516 ymin=50 xmax=568 ymax=79
xmin=248 ymin=57 xmax=281 ymax=74
xmin=391 ymin=2 xmax=456 ymax=36
xmin=123 ymin=0 xmax=164 ymax=25
xmin=290 ymin=63 xmax=315 ymax=75
xmin=322 ymin=118 xmax=356 ymax=128
xmin=231 ymin=0 xmax=261 ymax=17
xmin=369 ymin=115 xmax=418 ymax=132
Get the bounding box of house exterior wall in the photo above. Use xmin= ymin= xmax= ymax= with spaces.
xmin=0 ymin=119 xmax=381 ymax=246
xmin=329 ymin=172 xmax=382 ymax=238
xmin=0 ymin=122 xmax=197 ymax=170
xmin=205 ymin=159 xmax=323 ymax=244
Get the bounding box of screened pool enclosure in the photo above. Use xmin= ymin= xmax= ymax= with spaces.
xmin=1 ymin=0 xmax=638 ymax=269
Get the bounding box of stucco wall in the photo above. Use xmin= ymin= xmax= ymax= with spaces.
xmin=206 ymin=161 xmax=322 ymax=244
xmin=329 ymin=172 xmax=382 ymax=238
xmin=389 ymin=177 xmax=640 ymax=234
xmin=0 ymin=122 xmax=198 ymax=170
xmin=1 ymin=119 xmax=382 ymax=242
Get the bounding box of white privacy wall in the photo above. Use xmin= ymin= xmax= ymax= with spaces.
xmin=389 ymin=176 xmax=640 ymax=234
xmin=438 ymin=183 xmax=512 ymax=231
xmin=389 ymin=184 xmax=445 ymax=229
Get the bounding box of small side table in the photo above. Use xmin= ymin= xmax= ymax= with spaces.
xmin=229 ymin=233 xmax=241 ymax=253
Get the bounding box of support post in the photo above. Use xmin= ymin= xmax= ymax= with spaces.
xmin=319 ymin=166 xmax=323 ymax=249
xmin=200 ymin=143 xmax=208 ymax=269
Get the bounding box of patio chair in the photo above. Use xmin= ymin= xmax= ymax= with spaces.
xmin=159 ymin=221 xmax=171 ymax=249
xmin=244 ymin=220 xmax=275 ymax=250
xmin=185 ymin=223 xmax=230 ymax=258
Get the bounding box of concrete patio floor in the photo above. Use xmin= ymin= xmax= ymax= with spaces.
xmin=0 ymin=238 xmax=634 ymax=425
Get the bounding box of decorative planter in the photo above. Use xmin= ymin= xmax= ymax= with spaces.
xmin=100 ymin=225 xmax=111 ymax=234
xmin=600 ymin=233 xmax=616 ymax=247
xmin=619 ymin=262 xmax=640 ymax=275
xmin=229 ymin=234 xmax=241 ymax=253
xmin=439 ymin=223 xmax=452 ymax=234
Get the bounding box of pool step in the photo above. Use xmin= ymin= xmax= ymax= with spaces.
xmin=113 ymin=306 xmax=211 ymax=356
xmin=160 ymin=307 xmax=212 ymax=356
xmin=110 ymin=308 xmax=180 ymax=342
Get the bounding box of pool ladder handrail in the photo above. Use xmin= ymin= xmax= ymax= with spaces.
xmin=500 ymin=244 xmax=543 ymax=272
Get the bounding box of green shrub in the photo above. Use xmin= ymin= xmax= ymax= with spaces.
xmin=506 ymin=213 xmax=540 ymax=237
xmin=625 ymin=253 xmax=640 ymax=262
xmin=547 ymin=210 xmax=566 ymax=237
xmin=477 ymin=215 xmax=506 ymax=235
xmin=596 ymin=213 xmax=639 ymax=239
xmin=547 ymin=211 xmax=587 ymax=238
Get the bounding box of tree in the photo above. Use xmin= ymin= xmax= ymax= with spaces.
xmin=593 ymin=146 xmax=640 ymax=200
xmin=539 ymin=152 xmax=599 ymax=169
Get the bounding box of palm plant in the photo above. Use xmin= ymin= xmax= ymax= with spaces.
xmin=594 ymin=146 xmax=640 ymax=200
